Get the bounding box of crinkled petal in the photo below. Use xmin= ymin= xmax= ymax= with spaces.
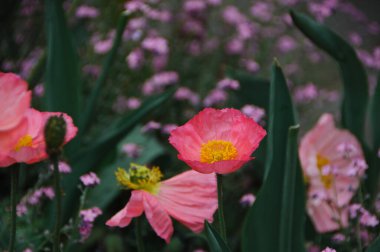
xmin=106 ymin=190 xmax=144 ymax=227
xmin=142 ymin=191 xmax=173 ymax=243
xmin=0 ymin=72 xmax=31 ymax=131
xmin=158 ymin=170 xmax=217 ymax=233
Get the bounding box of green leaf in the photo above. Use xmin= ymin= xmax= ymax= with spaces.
xmin=44 ymin=0 xmax=81 ymax=123
xmin=205 ymin=221 xmax=231 ymax=252
xmin=61 ymin=88 xmax=175 ymax=222
xmin=367 ymin=236 xmax=380 ymax=252
xmin=290 ymin=10 xmax=368 ymax=142
xmin=80 ymin=12 xmax=130 ymax=133
xmin=242 ymin=62 xmax=305 ymax=252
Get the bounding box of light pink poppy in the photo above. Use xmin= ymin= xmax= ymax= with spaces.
xmin=0 ymin=109 xmax=77 ymax=166
xmin=0 ymin=72 xmax=31 ymax=132
xmin=169 ymin=108 xmax=266 ymax=174
xmin=106 ymin=165 xmax=217 ymax=243
xmin=299 ymin=113 xmax=366 ymax=233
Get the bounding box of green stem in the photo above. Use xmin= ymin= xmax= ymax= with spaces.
xmin=8 ymin=165 xmax=19 ymax=252
xmin=217 ymin=174 xmax=227 ymax=241
xmin=52 ymin=155 xmax=61 ymax=252
xmin=135 ymin=218 xmax=145 ymax=252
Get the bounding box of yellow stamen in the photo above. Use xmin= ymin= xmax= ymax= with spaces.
xmin=316 ymin=154 xmax=333 ymax=189
xmin=115 ymin=163 xmax=163 ymax=194
xmin=14 ymin=135 xmax=33 ymax=151
xmin=200 ymin=140 xmax=238 ymax=164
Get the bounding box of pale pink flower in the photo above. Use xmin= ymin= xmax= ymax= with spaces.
xmin=294 ymin=83 xmax=318 ymax=103
xmin=23 ymin=248 xmax=33 ymax=252
xmin=241 ymin=105 xmax=265 ymax=124
xmin=80 ymin=207 xmax=102 ymax=222
xmin=300 ymin=114 xmax=366 ymax=233
xmin=127 ymin=48 xmax=144 ymax=70
xmin=239 ymin=193 xmax=256 ymax=207
xmin=174 ymin=87 xmax=200 ymax=106
xmin=80 ymin=172 xmax=100 ymax=187
xmin=169 ymin=108 xmax=266 ymax=174
xmin=203 ymin=89 xmax=228 ymax=107
xmin=250 ymin=2 xmax=272 ymax=22
xmin=126 ymin=97 xmax=141 ymax=110
xmin=217 ymin=78 xmax=240 ymax=90
xmin=33 ymin=84 xmax=44 ymax=97
xmin=142 ymin=121 xmax=161 ymax=133
xmin=50 ymin=161 xmax=72 ymax=174
xmin=142 ymin=72 xmax=178 ymax=95
xmin=331 ymin=233 xmax=345 ymax=243
xmin=321 ymin=247 xmax=336 ymax=252
xmin=277 ymin=35 xmax=297 ymax=53
xmin=359 ymin=209 xmax=379 ymax=227
xmin=106 ymin=165 xmax=217 ymax=243
xmin=76 ymin=5 xmax=99 ymax=19
xmin=142 ymin=36 xmax=168 ymax=55
xmin=161 ymin=124 xmax=178 ymax=135
xmin=122 ymin=143 xmax=142 ymax=158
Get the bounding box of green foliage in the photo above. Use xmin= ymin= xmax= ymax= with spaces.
xmin=290 ymin=10 xmax=368 ymax=142
xmin=205 ymin=221 xmax=231 ymax=252
xmin=367 ymin=236 xmax=380 ymax=252
xmin=44 ymin=0 xmax=81 ymax=123
xmin=242 ymin=62 xmax=305 ymax=252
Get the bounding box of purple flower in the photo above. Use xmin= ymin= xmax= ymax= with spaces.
xmin=225 ymin=38 xmax=244 ymax=55
xmin=142 ymin=36 xmax=169 ymax=55
xmin=184 ymin=0 xmax=207 ymax=14
xmin=217 ymin=78 xmax=240 ymax=90
xmin=76 ymin=5 xmax=99 ymax=19
xmin=161 ymin=124 xmax=178 ymax=134
xmin=33 ymin=84 xmax=44 ymax=97
xmin=241 ymin=59 xmax=260 ymax=73
xmin=17 ymin=203 xmax=28 ymax=217
xmin=331 ymin=233 xmax=345 ymax=243
xmin=79 ymin=221 xmax=93 ymax=242
xmin=239 ymin=193 xmax=256 ymax=207
xmin=360 ymin=209 xmax=379 ymax=227
xmin=127 ymin=48 xmax=144 ymax=70
xmin=203 ymin=89 xmax=227 ymax=107
xmin=80 ymin=207 xmax=102 ymax=222
xmin=142 ymin=121 xmax=161 ymax=133
xmin=42 ymin=187 xmax=55 ymax=199
xmin=50 ymin=161 xmax=72 ymax=174
xmin=122 ymin=143 xmax=142 ymax=158
xmin=321 ymin=247 xmax=336 ymax=252
xmin=294 ymin=83 xmax=318 ymax=103
xmin=80 ymin=172 xmax=100 ymax=187
xmin=250 ymin=2 xmax=273 ymax=22
xmin=175 ymin=87 xmax=200 ymax=105
xmin=82 ymin=65 xmax=101 ymax=78
xmin=241 ymin=105 xmax=265 ymax=124
xmin=223 ymin=6 xmax=244 ymax=25
xmin=142 ymin=72 xmax=179 ymax=95
xmin=277 ymin=35 xmax=297 ymax=53
xmin=348 ymin=32 xmax=362 ymax=46
xmin=126 ymin=97 xmax=141 ymax=110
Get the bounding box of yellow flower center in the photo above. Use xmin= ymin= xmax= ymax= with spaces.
xmin=200 ymin=140 xmax=238 ymax=164
xmin=14 ymin=135 xmax=33 ymax=151
xmin=316 ymin=154 xmax=333 ymax=189
xmin=115 ymin=163 xmax=163 ymax=194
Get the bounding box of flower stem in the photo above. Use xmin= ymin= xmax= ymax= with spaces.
xmin=135 ymin=218 xmax=145 ymax=252
xmin=217 ymin=174 xmax=227 ymax=241
xmin=52 ymin=155 xmax=61 ymax=252
xmin=8 ymin=165 xmax=19 ymax=252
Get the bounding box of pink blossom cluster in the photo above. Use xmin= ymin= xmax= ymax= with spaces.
xmin=17 ymin=187 xmax=55 ymax=216
xmin=112 ymin=96 xmax=141 ymax=113
xmin=142 ymin=72 xmax=178 ymax=95
xmin=349 ymin=204 xmax=379 ymax=227
xmin=79 ymin=207 xmax=102 ymax=242
xmin=241 ymin=104 xmax=266 ymax=125
xmin=307 ymin=0 xmax=339 ymax=22
xmin=80 ymin=172 xmax=100 ymax=187
xmin=203 ymin=78 xmax=240 ymax=107
xmin=122 ymin=143 xmax=142 ymax=158
xmin=174 ymin=87 xmax=200 ymax=106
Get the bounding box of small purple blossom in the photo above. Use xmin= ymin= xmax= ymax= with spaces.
xmin=127 ymin=48 xmax=144 ymax=70
xmin=294 ymin=83 xmax=318 ymax=103
xmin=80 ymin=207 xmax=102 ymax=222
xmin=241 ymin=105 xmax=265 ymax=124
xmin=321 ymin=247 xmax=336 ymax=252
xmin=331 ymin=233 xmax=345 ymax=243
xmin=239 ymin=193 xmax=256 ymax=207
xmin=203 ymin=89 xmax=227 ymax=107
xmin=76 ymin=5 xmax=99 ymax=19
xmin=161 ymin=124 xmax=178 ymax=134
xmin=122 ymin=143 xmax=142 ymax=158
xmin=17 ymin=203 xmax=28 ymax=217
xmin=250 ymin=2 xmax=272 ymax=22
xmin=33 ymin=84 xmax=44 ymax=97
xmin=50 ymin=161 xmax=72 ymax=174
xmin=217 ymin=78 xmax=240 ymax=90
xmin=360 ymin=209 xmax=379 ymax=227
xmin=80 ymin=172 xmax=100 ymax=187
xmin=79 ymin=221 xmax=93 ymax=242
xmin=142 ymin=72 xmax=178 ymax=95
xmin=142 ymin=36 xmax=169 ymax=55
xmin=174 ymin=87 xmax=200 ymax=105
xmin=277 ymin=35 xmax=297 ymax=53
xmin=142 ymin=121 xmax=161 ymax=133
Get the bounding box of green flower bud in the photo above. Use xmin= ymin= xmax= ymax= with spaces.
xmin=44 ymin=115 xmax=67 ymax=156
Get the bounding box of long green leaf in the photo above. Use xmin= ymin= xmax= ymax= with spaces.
xmin=80 ymin=12 xmax=130 ymax=133
xmin=61 ymin=88 xmax=175 ymax=222
xmin=242 ymin=61 xmax=305 ymax=252
xmin=367 ymin=236 xmax=380 ymax=252
xmin=290 ymin=10 xmax=368 ymax=142
xmin=205 ymin=221 xmax=231 ymax=252
xmin=45 ymin=0 xmax=81 ymax=123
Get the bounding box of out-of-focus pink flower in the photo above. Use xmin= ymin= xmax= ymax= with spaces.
xmin=76 ymin=5 xmax=99 ymax=19
xmin=161 ymin=124 xmax=178 ymax=135
xmin=321 ymin=247 xmax=336 ymax=252
xmin=106 ymin=164 xmax=217 ymax=243
xmin=80 ymin=207 xmax=102 ymax=222
xmin=50 ymin=161 xmax=72 ymax=174
xmin=17 ymin=203 xmax=28 ymax=216
xmin=225 ymin=38 xmax=244 ymax=55
xmin=239 ymin=193 xmax=256 ymax=207
xmin=152 ymin=54 xmax=168 ymax=71
xmin=184 ymin=0 xmax=207 ymax=14
xmin=43 ymin=187 xmax=55 ymax=199
xmin=169 ymin=108 xmax=266 ymax=174
xmin=127 ymin=48 xmax=144 ymax=70
xmin=277 ymin=35 xmax=297 ymax=53
xmin=92 ymin=31 xmax=115 ymax=54
xmin=250 ymin=2 xmax=272 ymax=22
xmin=308 ymin=245 xmax=320 ymax=252
xmin=223 ymin=6 xmax=244 ymax=25
xmin=348 ymin=32 xmax=362 ymax=46
xmin=142 ymin=72 xmax=178 ymax=95
xmin=80 ymin=172 xmax=100 ymax=187
xmin=203 ymin=89 xmax=228 ymax=107
xmin=23 ymin=248 xmax=33 ymax=252
xmin=122 ymin=143 xmax=142 ymax=158
xmin=82 ymin=65 xmax=101 ymax=78
xmin=33 ymin=84 xmax=44 ymax=97
xmin=359 ymin=209 xmax=379 ymax=227
xmin=126 ymin=97 xmax=141 ymax=110
xmin=299 ymin=114 xmax=367 ymax=233
xmin=332 ymin=233 xmax=345 ymax=243
xmin=241 ymin=105 xmax=265 ymax=124
xmin=294 ymin=83 xmax=318 ymax=103
xmin=0 ymin=72 xmax=31 ymax=132
xmin=217 ymin=78 xmax=240 ymax=90
xmin=79 ymin=221 xmax=93 ymax=242
xmin=174 ymin=87 xmax=200 ymax=106
xmin=241 ymin=59 xmax=260 ymax=73
xmin=1 ymin=109 xmax=77 ymax=167
xmin=142 ymin=36 xmax=169 ymax=55
xmin=142 ymin=121 xmax=161 ymax=133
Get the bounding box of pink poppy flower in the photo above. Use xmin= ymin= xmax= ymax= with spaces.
xmin=0 ymin=72 xmax=31 ymax=132
xmin=0 ymin=109 xmax=77 ymax=166
xmin=169 ymin=108 xmax=266 ymax=174
xmin=299 ymin=113 xmax=366 ymax=233
xmin=106 ymin=164 xmax=217 ymax=243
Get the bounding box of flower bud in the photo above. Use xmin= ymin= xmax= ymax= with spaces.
xmin=44 ymin=115 xmax=67 ymax=156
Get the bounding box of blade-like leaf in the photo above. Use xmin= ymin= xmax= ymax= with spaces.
xmin=80 ymin=12 xmax=130 ymax=133
xmin=205 ymin=221 xmax=231 ymax=252
xmin=367 ymin=236 xmax=380 ymax=252
xmin=242 ymin=61 xmax=305 ymax=252
xmin=61 ymin=88 xmax=175 ymax=222
xmin=44 ymin=0 xmax=81 ymax=123
xmin=290 ymin=10 xmax=368 ymax=142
